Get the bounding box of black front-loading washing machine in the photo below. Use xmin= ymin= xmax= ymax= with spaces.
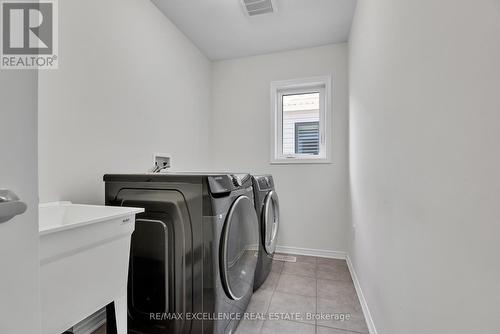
xmin=251 ymin=175 xmax=280 ymax=291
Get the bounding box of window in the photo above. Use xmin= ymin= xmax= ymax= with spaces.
xmin=270 ymin=76 xmax=331 ymax=163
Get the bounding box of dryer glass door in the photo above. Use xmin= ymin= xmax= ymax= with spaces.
xmin=220 ymin=196 xmax=259 ymax=300
xmin=263 ymin=191 xmax=279 ymax=255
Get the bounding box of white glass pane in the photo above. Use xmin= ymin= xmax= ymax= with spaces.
xmin=282 ymin=92 xmax=320 ymax=155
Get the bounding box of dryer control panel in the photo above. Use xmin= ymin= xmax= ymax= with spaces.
xmin=255 ymin=175 xmax=274 ymax=191
xmin=207 ymin=175 xmax=233 ymax=195
xmin=208 ymin=174 xmax=252 ymax=195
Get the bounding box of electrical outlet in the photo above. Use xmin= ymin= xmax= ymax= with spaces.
xmin=153 ymin=153 xmax=171 ymax=172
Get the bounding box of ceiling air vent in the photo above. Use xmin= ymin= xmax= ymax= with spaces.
xmin=241 ymin=0 xmax=275 ymax=16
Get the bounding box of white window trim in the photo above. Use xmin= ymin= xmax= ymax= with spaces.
xmin=270 ymin=75 xmax=332 ymax=164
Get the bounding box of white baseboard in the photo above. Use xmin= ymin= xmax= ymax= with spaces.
xmin=275 ymin=245 xmax=347 ymax=259
xmin=346 ymin=255 xmax=378 ymax=334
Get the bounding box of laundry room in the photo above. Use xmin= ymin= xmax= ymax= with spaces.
xmin=1 ymin=0 xmax=500 ymax=334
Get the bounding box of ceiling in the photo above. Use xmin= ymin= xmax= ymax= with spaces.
xmin=151 ymin=0 xmax=357 ymax=60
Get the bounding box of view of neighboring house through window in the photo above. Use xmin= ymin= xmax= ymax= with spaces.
xmin=282 ymin=93 xmax=320 ymax=155
xmin=295 ymin=121 xmax=320 ymax=154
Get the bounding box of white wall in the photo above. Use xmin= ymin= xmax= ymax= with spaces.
xmin=38 ymin=0 xmax=212 ymax=204
xmin=349 ymin=0 xmax=500 ymax=333
xmin=211 ymin=44 xmax=349 ymax=253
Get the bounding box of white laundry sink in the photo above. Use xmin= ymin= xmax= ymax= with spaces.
xmin=39 ymin=202 xmax=143 ymax=334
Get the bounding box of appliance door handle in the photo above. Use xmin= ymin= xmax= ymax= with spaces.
xmin=0 ymin=189 xmax=28 ymax=224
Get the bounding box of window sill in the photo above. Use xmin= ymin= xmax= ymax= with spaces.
xmin=270 ymin=158 xmax=332 ymax=165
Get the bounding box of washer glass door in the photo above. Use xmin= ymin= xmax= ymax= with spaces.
xmin=220 ymin=196 xmax=259 ymax=300
xmin=263 ymin=191 xmax=279 ymax=255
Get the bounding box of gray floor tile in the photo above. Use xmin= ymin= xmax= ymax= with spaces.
xmin=261 ymin=320 xmax=315 ymax=334
xmin=276 ymin=273 xmax=317 ymax=297
xmin=246 ymin=288 xmax=274 ymax=314
xmin=258 ymin=272 xmax=280 ymax=291
xmin=317 ymin=279 xmax=357 ymax=301
xmin=317 ymin=297 xmax=368 ymax=333
xmin=317 ymin=264 xmax=353 ymax=282
xmin=91 ymin=325 xmax=105 ymax=334
xmin=316 ymin=257 xmax=348 ymax=268
xmin=281 ymin=262 xmax=316 ymax=278
xmin=271 ymin=260 xmax=284 ymax=273
xmin=235 ymin=319 xmax=264 ymax=334
xmin=317 ymin=325 xmax=361 ymax=334
xmin=268 ymin=292 xmax=316 ymax=325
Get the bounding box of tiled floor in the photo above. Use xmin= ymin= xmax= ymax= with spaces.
xmin=92 ymin=325 xmax=105 ymax=334
xmin=91 ymin=255 xmax=368 ymax=334
xmin=236 ymin=255 xmax=369 ymax=334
